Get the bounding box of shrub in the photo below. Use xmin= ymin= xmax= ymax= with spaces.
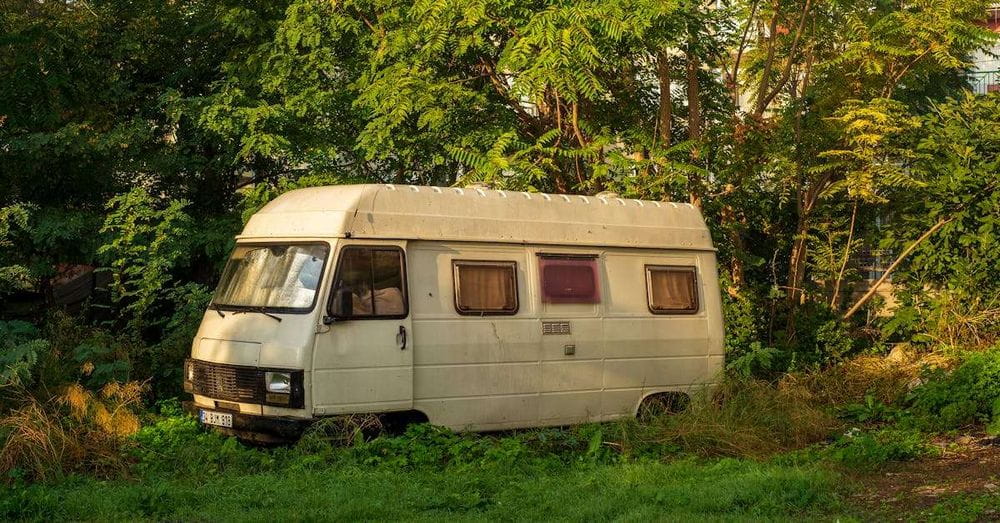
xmin=348 ymin=423 xmax=533 ymax=470
xmin=822 ymin=428 xmax=938 ymax=469
xmin=906 ymin=347 xmax=1000 ymax=431
xmin=98 ymin=188 xmax=193 ymax=331
xmin=0 ymin=381 xmax=144 ymax=484
xmin=0 ymin=321 xmax=49 ymax=390
xmin=0 ymin=204 xmax=34 ymax=296
xmin=784 ymin=304 xmax=857 ymax=370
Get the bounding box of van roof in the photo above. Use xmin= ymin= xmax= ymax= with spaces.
xmin=241 ymin=184 xmax=714 ymax=251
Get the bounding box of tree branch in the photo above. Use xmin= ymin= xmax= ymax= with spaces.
xmin=754 ymin=0 xmax=813 ymax=117
xmin=842 ymin=217 xmax=954 ymax=320
xmin=830 ymin=200 xmax=858 ymax=309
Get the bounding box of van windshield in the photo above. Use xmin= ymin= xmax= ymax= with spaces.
xmin=213 ymin=243 xmax=328 ymax=312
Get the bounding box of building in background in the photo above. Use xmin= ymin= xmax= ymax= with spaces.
xmin=970 ymin=4 xmax=1000 ymax=94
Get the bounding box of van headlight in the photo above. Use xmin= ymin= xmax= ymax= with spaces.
xmin=261 ymin=369 xmax=303 ymax=408
xmin=265 ymin=371 xmax=291 ymax=394
xmin=183 ymin=359 xmax=194 ymax=393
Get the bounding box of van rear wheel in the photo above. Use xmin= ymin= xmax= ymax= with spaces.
xmin=638 ymin=392 xmax=690 ymax=422
xmin=379 ymin=410 xmax=429 ymax=435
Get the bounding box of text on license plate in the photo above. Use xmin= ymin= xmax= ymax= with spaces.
xmin=199 ymin=410 xmax=233 ymax=428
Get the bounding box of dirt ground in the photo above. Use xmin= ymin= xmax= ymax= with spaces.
xmin=853 ymin=433 xmax=1000 ymax=521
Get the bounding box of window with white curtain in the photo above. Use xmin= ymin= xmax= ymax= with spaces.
xmin=646 ymin=266 xmax=699 ymax=314
xmin=453 ymin=261 xmax=518 ymax=315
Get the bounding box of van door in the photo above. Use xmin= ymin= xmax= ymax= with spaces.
xmin=311 ymin=241 xmax=413 ymax=415
xmin=535 ymin=253 xmax=605 ymax=425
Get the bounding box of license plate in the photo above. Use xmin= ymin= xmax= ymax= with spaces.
xmin=199 ymin=410 xmax=233 ymax=428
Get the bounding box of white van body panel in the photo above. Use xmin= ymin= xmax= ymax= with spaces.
xmin=189 ymin=184 xmax=724 ymax=432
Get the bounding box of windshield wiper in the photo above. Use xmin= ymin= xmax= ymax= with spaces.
xmin=210 ymin=303 xmax=226 ymax=317
xmin=231 ymin=306 xmax=283 ymax=322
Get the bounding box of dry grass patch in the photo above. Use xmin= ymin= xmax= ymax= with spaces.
xmin=651 ymin=349 xmax=959 ymax=458
xmin=0 ymin=381 xmax=146 ymax=483
xmin=652 ymin=379 xmax=841 ymax=458
xmin=793 ymin=349 xmax=951 ymax=407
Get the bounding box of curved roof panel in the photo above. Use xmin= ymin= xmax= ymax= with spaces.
xmin=241 ymin=184 xmax=714 ymax=251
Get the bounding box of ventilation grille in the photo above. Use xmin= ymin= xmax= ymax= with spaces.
xmin=189 ymin=360 xmax=264 ymax=404
xmin=542 ymin=321 xmax=571 ymax=335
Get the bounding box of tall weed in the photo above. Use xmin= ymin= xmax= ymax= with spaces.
xmin=0 ymin=381 xmax=145 ymax=484
xmin=650 ymin=379 xmax=841 ymax=457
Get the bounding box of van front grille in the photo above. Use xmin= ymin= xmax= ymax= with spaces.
xmin=187 ymin=359 xmax=264 ymax=404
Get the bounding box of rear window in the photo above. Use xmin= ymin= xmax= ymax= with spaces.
xmin=453 ymin=261 xmax=518 ymax=315
xmin=646 ymin=266 xmax=699 ymax=314
xmin=539 ymin=256 xmax=600 ymax=303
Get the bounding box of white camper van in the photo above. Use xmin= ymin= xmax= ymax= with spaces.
xmin=183 ymin=184 xmax=724 ymax=441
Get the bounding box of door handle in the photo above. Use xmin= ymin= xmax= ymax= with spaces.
xmin=397 ymin=325 xmax=407 ymax=350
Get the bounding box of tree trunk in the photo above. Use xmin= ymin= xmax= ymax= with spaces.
xmin=686 ymin=51 xmax=703 ymax=209
xmin=829 ymin=201 xmax=858 ymax=310
xmin=787 ymin=216 xmax=809 ymax=305
xmin=656 ymin=51 xmax=673 ymax=147
xmin=720 ymin=204 xmax=746 ymax=289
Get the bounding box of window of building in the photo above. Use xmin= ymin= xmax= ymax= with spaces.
xmin=453 ymin=261 xmax=518 ymax=315
xmin=646 ymin=266 xmax=698 ymax=314
xmin=539 ymin=256 xmax=600 ymax=303
xmin=329 ymin=246 xmax=407 ymax=319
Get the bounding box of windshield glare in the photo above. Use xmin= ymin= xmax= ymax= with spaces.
xmin=213 ymin=244 xmax=328 ymax=311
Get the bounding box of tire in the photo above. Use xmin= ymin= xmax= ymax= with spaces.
xmin=637 ymin=392 xmax=691 ymax=422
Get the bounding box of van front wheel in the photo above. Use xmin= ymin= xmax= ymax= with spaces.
xmin=637 ymin=392 xmax=690 ymax=422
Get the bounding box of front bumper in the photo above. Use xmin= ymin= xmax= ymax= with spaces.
xmin=183 ymin=401 xmax=310 ymax=443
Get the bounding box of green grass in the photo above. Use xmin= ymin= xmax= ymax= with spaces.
xmin=912 ymin=492 xmax=1000 ymax=523
xmin=4 ymin=407 xmax=946 ymax=521
xmin=2 ymin=458 xmax=848 ymax=521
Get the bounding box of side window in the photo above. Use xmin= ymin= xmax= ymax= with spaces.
xmin=330 ymin=246 xmax=407 ymax=319
xmin=646 ymin=266 xmax=699 ymax=314
xmin=453 ymin=261 xmax=518 ymax=315
xmin=539 ymin=255 xmax=600 ymax=304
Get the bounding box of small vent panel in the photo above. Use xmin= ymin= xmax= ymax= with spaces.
xmin=542 ymin=321 xmax=571 ymax=335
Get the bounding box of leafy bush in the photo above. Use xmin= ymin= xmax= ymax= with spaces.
xmin=0 ymin=321 xmax=49 ymax=390
xmin=784 ymin=304 xmax=857 ymax=370
xmin=98 ymin=188 xmax=193 ymax=331
xmin=822 ymin=428 xmax=937 ymax=469
xmin=906 ymin=347 xmax=1000 ymax=431
xmin=837 ymin=394 xmax=901 ymax=424
xmin=143 ymin=283 xmax=212 ymax=399
xmin=726 ymin=342 xmax=783 ymax=378
xmin=0 ymin=204 xmax=34 ymax=296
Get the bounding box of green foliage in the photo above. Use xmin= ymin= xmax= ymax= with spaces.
xmin=820 ymin=98 xmax=922 ymax=203
xmin=907 ymin=347 xmax=1000 ymax=431
xmin=838 ymin=394 xmax=901 ymax=424
xmin=0 ymin=449 xmax=846 ymax=520
xmin=97 ymin=188 xmax=193 ymax=331
xmin=144 ymin=284 xmax=213 ymax=399
xmin=0 ymin=321 xmax=49 ymax=389
xmin=0 ymin=204 xmax=33 ymax=295
xmin=726 ymin=342 xmax=783 ymax=379
xmin=888 ymin=95 xmax=1000 ymax=345
xmin=821 ymin=428 xmax=937 ymax=469
xmin=783 ymin=305 xmax=857 ymax=370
